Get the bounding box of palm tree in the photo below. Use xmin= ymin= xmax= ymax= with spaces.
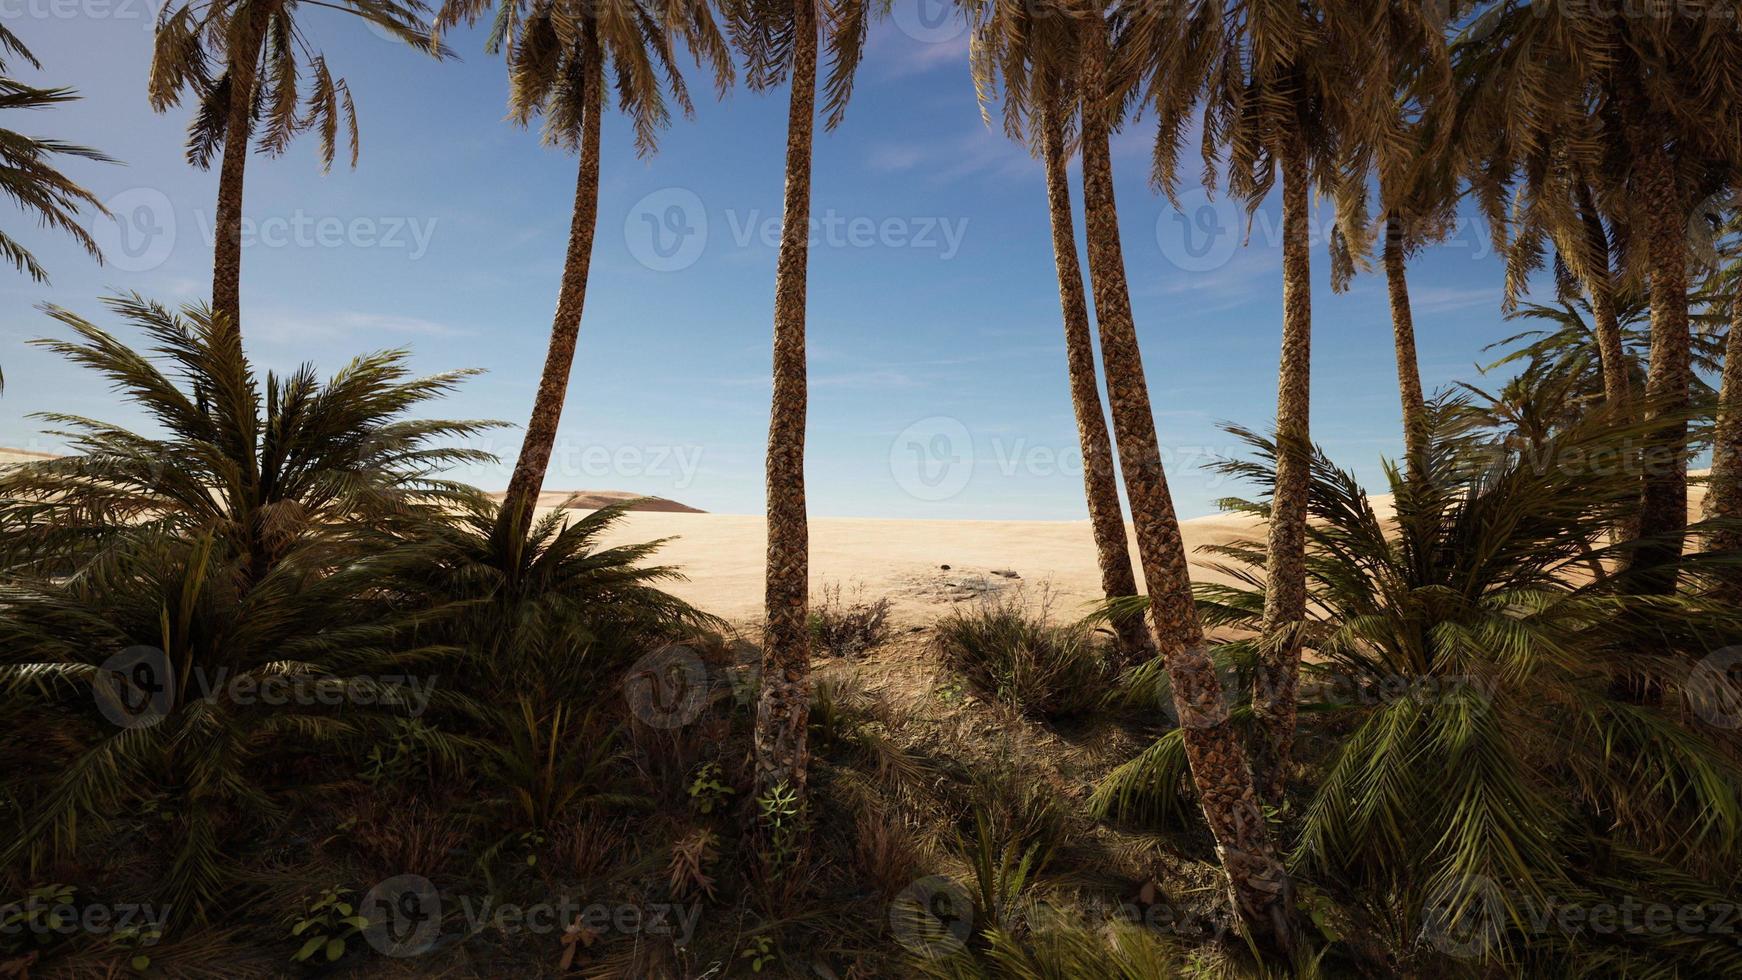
xmin=1182 ymin=405 xmax=1742 ymax=975
xmin=0 ymin=296 xmax=495 ymax=919
xmin=0 ymin=26 xmax=112 ymax=285
xmin=0 ymin=295 xmax=498 ymax=582
xmin=149 ymin=0 xmax=447 ymax=336
xmin=1118 ymin=0 xmax=1377 ymax=803
xmin=721 ymin=0 xmax=873 ymax=825
xmin=1700 ymin=205 xmax=1742 ymax=590
xmin=1455 ymin=1 xmax=1742 ymax=596
xmin=967 ymin=0 xmax=1153 ymax=665
xmin=1078 ymin=8 xmax=1293 ymax=948
xmin=437 ymin=0 xmax=733 ymax=545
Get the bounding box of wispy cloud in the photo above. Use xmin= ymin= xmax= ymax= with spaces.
xmin=250 ymin=310 xmax=472 ymax=345
xmin=1410 ymin=285 xmax=1501 ymax=315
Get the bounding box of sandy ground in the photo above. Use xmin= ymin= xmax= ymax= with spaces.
xmin=562 ymin=507 xmax=1271 ymax=628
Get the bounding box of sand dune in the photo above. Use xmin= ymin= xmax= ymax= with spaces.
xmin=569 ymin=507 xmax=1270 ymax=627
xmin=490 ymin=489 xmax=705 ymax=514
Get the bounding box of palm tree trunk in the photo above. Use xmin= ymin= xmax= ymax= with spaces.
xmin=1078 ymin=17 xmax=1292 ymax=950
xmin=1039 ymin=98 xmax=1154 ymax=667
xmin=211 ymin=11 xmax=268 ymax=335
xmin=499 ymin=38 xmax=603 ymax=543
xmin=1250 ymin=122 xmax=1312 ymax=805
xmin=1703 ymin=277 xmax=1742 ymax=596
xmin=1383 ymin=212 xmax=1427 ymax=470
xmin=1628 ymin=138 xmax=1692 ymax=597
xmin=753 ymin=0 xmax=818 ymax=808
xmin=1575 ymin=179 xmax=1631 ymax=407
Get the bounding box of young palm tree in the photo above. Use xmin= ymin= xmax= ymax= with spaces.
xmin=149 ymin=0 xmax=447 ymax=336
xmin=1188 ymin=405 xmax=1742 ymax=975
xmin=0 ymin=27 xmax=112 ymax=286
xmin=0 ymin=295 xmax=498 ymax=581
xmin=0 ymin=296 xmax=495 ymax=920
xmin=436 ymin=0 xmax=733 ymax=545
xmin=1119 ymin=0 xmax=1384 ymax=802
xmin=967 ymin=0 xmax=1153 ymax=664
xmin=1078 ymin=8 xmax=1294 ymax=948
xmin=1455 ymin=1 xmax=1742 ymax=595
xmin=722 ymin=0 xmax=874 ymax=819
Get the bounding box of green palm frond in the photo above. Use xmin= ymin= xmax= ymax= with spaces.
xmin=0 ymin=29 xmax=114 ymax=283
xmin=0 ymin=295 xmax=501 ymax=577
xmin=151 ymin=0 xmax=448 ymax=170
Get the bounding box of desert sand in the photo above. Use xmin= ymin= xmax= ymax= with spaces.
xmin=564 ymin=506 xmax=1270 ymax=628
xmin=1 ymin=447 xmax=1712 ymax=630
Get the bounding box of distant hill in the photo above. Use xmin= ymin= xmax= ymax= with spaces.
xmin=487 ymin=489 xmax=707 ymax=514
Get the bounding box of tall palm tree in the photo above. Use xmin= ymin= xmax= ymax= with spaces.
xmin=149 ymin=0 xmax=447 ymax=337
xmin=722 ymin=0 xmax=873 ymax=820
xmin=1353 ymin=2 xmax=1459 ymax=473
xmin=1700 ymin=205 xmax=1742 ymax=592
xmin=436 ymin=0 xmax=733 ymax=543
xmin=1119 ymin=0 xmax=1376 ymax=803
xmin=1079 ymin=8 xmax=1293 ymax=949
xmin=1455 ymin=1 xmax=1742 ymax=596
xmin=0 ymin=27 xmax=111 ymax=286
xmin=968 ymin=0 xmax=1153 ymax=665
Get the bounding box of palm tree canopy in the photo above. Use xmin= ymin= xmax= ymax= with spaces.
xmin=0 ymin=295 xmax=502 ymax=576
xmin=436 ymin=0 xmax=734 ymax=155
xmin=0 ymin=25 xmax=113 ymax=283
xmin=149 ymin=0 xmax=449 ymax=172
xmin=1113 ymin=0 xmax=1393 ymax=262
xmin=1455 ymin=0 xmax=1742 ymax=292
xmin=720 ymin=0 xmax=877 ymax=129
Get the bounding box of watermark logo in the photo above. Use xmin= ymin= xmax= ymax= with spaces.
xmin=622 ymin=644 xmax=711 ymax=728
xmin=890 ymin=875 xmax=974 ymax=958
xmin=1419 ymin=874 xmax=1506 ymax=960
xmin=626 ymin=187 xmax=708 ymax=272
xmin=361 ymin=875 xmax=443 ymax=957
xmin=94 ymin=645 xmax=174 ymax=730
xmin=891 ymin=0 xmax=968 ymax=44
xmin=1156 ymin=188 xmax=1241 ymax=273
xmin=92 ymin=188 xmax=176 ymax=273
xmin=1687 ymin=646 xmax=1742 ymax=730
xmin=890 ymin=416 xmax=973 ymax=502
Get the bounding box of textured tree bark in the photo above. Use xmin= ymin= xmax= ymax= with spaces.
xmin=1703 ymin=281 xmax=1742 ymax=597
xmin=1038 ymin=99 xmax=1154 ymax=667
xmin=1383 ymin=213 xmax=1427 ymax=472
xmin=1250 ymin=123 xmax=1312 ymax=806
xmin=499 ymin=36 xmax=603 ymax=544
xmin=1575 ymin=180 xmax=1631 ymax=408
xmin=1628 ymin=139 xmax=1692 ymax=597
xmin=211 ymin=10 xmax=269 ymax=337
xmin=1078 ymin=18 xmax=1292 ymax=951
xmin=753 ymin=0 xmax=817 ymax=807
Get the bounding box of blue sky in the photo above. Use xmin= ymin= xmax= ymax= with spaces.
xmin=2 ymin=4 xmax=1528 ymax=519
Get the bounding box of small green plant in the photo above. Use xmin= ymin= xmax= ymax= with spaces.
xmin=110 ymin=921 xmax=164 ymax=974
xmin=757 ymin=781 xmax=804 ymax=871
xmin=360 ymin=718 xmax=434 ymax=783
xmin=740 ymin=934 xmax=777 ymax=972
xmin=686 ymin=762 xmax=735 ymax=814
xmin=1 ymin=884 xmax=77 ymax=952
xmin=518 ymin=830 xmax=546 ymax=868
xmin=289 ymin=886 xmax=371 ymax=965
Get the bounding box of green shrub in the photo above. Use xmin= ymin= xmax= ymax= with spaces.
xmin=934 ymin=597 xmax=1113 ymax=718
